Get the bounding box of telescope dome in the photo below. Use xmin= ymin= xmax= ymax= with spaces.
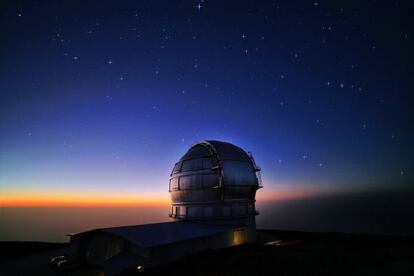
xmin=169 ymin=140 xmax=261 ymax=221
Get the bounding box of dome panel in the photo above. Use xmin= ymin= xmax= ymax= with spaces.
xmin=221 ymin=161 xmax=257 ymax=186
xmin=179 ymin=145 xmax=211 ymax=161
xmin=205 ymin=140 xmax=251 ymax=161
xmin=181 ymin=158 xmax=212 ymax=172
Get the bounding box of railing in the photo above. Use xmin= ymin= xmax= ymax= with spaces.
xmin=256 ymin=171 xmax=263 ymax=188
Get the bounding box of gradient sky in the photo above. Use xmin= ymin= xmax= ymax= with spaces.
xmin=1 ymin=1 xmax=413 ymax=206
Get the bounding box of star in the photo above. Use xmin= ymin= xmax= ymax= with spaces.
xmin=241 ymin=34 xmax=247 ymax=39
xmin=107 ymin=60 xmax=113 ymax=65
xmin=196 ymin=3 xmax=202 ymax=10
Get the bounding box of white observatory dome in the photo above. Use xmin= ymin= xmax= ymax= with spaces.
xmin=169 ymin=140 xmax=262 ymax=222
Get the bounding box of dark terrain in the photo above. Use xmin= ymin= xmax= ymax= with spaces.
xmin=136 ymin=230 xmax=414 ymax=275
xmin=0 ymin=241 xmax=68 ymax=263
xmin=1 ymin=230 xmax=413 ymax=275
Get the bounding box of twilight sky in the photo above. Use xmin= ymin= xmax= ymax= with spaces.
xmin=0 ymin=1 xmax=413 ymax=206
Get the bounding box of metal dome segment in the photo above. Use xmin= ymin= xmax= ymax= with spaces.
xmin=203 ymin=140 xmax=252 ymax=162
xmin=169 ymin=140 xmax=261 ymax=222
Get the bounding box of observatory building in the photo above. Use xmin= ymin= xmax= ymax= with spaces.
xmin=63 ymin=141 xmax=262 ymax=274
xmin=169 ymin=140 xmax=261 ymax=241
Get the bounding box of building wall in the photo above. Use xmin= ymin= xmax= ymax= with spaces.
xmin=146 ymin=227 xmax=250 ymax=267
xmin=71 ymin=232 xmax=126 ymax=265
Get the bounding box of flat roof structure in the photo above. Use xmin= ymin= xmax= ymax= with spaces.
xmin=77 ymin=221 xmax=235 ymax=248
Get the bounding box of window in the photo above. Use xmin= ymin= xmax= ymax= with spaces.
xmin=233 ymin=229 xmax=247 ymax=245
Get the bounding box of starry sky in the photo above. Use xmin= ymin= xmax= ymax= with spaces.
xmin=1 ymin=1 xmax=413 ymax=206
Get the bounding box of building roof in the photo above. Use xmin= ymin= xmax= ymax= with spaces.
xmin=78 ymin=221 xmax=234 ymax=248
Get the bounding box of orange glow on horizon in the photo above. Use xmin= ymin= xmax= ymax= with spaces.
xmin=2 ymin=183 xmax=344 ymax=207
xmin=1 ymin=193 xmax=170 ymax=207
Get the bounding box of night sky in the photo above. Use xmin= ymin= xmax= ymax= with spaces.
xmin=1 ymin=1 xmax=413 ymax=206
